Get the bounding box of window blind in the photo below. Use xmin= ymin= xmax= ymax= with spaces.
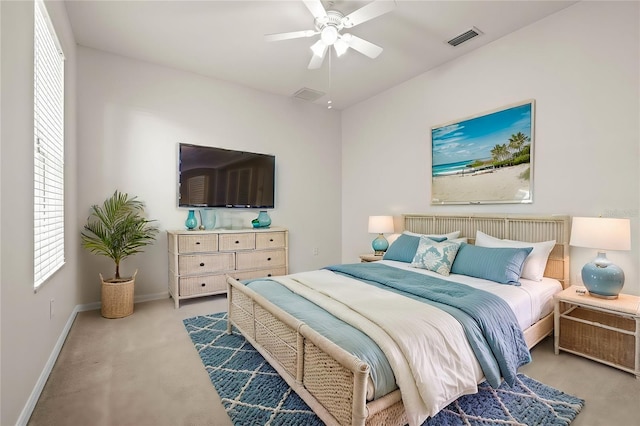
xmin=34 ymin=0 xmax=65 ymax=289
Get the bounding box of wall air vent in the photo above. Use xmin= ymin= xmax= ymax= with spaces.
xmin=292 ymin=87 xmax=325 ymax=102
xmin=447 ymin=27 xmax=483 ymax=47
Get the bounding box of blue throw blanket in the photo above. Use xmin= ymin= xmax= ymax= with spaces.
xmin=325 ymin=263 xmax=531 ymax=388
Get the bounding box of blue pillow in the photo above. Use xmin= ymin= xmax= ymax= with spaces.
xmin=383 ymin=234 xmax=447 ymax=263
xmin=450 ymin=243 xmax=533 ymax=285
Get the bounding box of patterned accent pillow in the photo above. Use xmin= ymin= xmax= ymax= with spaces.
xmin=410 ymin=236 xmax=461 ymax=276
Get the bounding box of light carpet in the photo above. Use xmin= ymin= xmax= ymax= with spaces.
xmin=184 ymin=312 xmax=584 ymax=426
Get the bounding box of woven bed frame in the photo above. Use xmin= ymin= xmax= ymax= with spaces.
xmin=226 ymin=214 xmax=571 ymax=426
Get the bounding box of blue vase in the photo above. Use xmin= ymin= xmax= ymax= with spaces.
xmin=199 ymin=209 xmax=216 ymax=230
xmin=185 ymin=209 xmax=197 ymax=230
xmin=257 ymin=211 xmax=271 ymax=228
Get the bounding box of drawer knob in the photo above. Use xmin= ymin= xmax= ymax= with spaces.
xmin=201 ymin=283 xmax=206 ymax=287
xmin=270 ymin=238 xmax=274 ymax=242
xmin=235 ymin=240 xmax=240 ymax=244
xmin=195 ymin=241 xmax=201 ymax=245
xmin=267 ymin=273 xmax=272 ymax=277
xmin=267 ymin=257 xmax=271 ymax=261
xmin=200 ymin=262 xmax=205 ymax=267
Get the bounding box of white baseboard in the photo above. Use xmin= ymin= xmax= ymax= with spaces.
xmin=15 ymin=292 xmax=170 ymax=425
xmin=15 ymin=305 xmax=81 ymax=426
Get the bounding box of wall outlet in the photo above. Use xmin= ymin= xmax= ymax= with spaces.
xmin=50 ymin=298 xmax=55 ymax=319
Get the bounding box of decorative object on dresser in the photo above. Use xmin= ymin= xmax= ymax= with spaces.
xmin=252 ymin=210 xmax=271 ymax=228
xmin=569 ymin=217 xmax=631 ymax=299
xmin=185 ymin=209 xmax=198 ymax=230
xmin=81 ymin=190 xmax=159 ymax=318
xmin=167 ymin=227 xmax=288 ymax=308
xmin=368 ymin=215 xmax=394 ymax=255
xmin=554 ymin=286 xmax=639 ymax=378
xmin=199 ymin=209 xmax=216 ymax=230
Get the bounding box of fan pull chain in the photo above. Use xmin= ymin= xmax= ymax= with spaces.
xmin=327 ymin=50 xmax=333 ymax=109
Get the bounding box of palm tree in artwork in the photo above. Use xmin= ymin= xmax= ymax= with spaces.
xmin=491 ymin=144 xmax=510 ymax=162
xmin=507 ymin=132 xmax=530 ymax=155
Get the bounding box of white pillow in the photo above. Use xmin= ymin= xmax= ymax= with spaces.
xmin=475 ymin=230 xmax=555 ymax=281
xmin=450 ymin=237 xmax=468 ymax=244
xmin=403 ymin=230 xmax=461 ymax=240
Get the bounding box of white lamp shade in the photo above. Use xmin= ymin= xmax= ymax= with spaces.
xmin=570 ymin=217 xmax=631 ymax=251
xmin=368 ymin=216 xmax=394 ymax=234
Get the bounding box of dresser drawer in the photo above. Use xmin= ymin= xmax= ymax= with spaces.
xmin=179 ymin=274 xmax=227 ymax=296
xmin=219 ymin=233 xmax=255 ymax=251
xmin=178 ymin=252 xmax=235 ymax=274
xmin=236 ymin=249 xmax=286 ymax=270
xmin=256 ymin=232 xmax=286 ymax=249
xmin=230 ymin=267 xmax=287 ymax=281
xmin=178 ymin=234 xmax=218 ymax=253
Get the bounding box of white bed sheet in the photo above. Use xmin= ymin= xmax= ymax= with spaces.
xmin=378 ymin=259 xmax=563 ymax=330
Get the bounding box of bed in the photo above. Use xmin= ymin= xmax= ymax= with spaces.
xmin=226 ymin=213 xmax=570 ymax=426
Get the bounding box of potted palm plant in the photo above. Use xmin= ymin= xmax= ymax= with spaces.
xmin=81 ymin=190 xmax=159 ymax=318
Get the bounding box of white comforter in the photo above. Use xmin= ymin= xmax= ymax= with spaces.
xmin=272 ymin=269 xmax=484 ymax=426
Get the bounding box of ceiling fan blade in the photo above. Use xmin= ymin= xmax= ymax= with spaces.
xmin=308 ymin=40 xmax=328 ymax=69
xmin=303 ymin=0 xmax=327 ymax=19
xmin=342 ymin=34 xmax=383 ymax=58
xmin=264 ymin=30 xmax=318 ymax=42
xmin=342 ymin=0 xmax=395 ymax=28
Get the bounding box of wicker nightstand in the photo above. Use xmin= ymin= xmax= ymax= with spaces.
xmin=554 ymin=286 xmax=640 ymax=378
xmin=359 ymin=254 xmax=384 ymax=263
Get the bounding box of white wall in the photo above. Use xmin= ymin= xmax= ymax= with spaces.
xmin=341 ymin=1 xmax=640 ymax=295
xmin=76 ymin=47 xmax=343 ymax=304
xmin=0 ymin=1 xmax=78 ymax=424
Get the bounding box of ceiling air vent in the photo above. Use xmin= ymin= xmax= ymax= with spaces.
xmin=292 ymin=87 xmax=325 ymax=102
xmin=447 ymin=27 xmax=483 ymax=47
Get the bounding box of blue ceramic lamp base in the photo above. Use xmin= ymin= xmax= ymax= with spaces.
xmin=372 ymin=234 xmax=389 ymax=256
xmin=582 ymin=252 xmax=625 ymax=299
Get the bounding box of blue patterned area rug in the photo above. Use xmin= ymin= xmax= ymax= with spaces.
xmin=184 ymin=312 xmax=584 ymax=426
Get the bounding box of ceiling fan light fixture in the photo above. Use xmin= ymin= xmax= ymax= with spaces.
xmin=320 ymin=25 xmax=339 ymax=45
xmin=310 ymin=39 xmax=327 ymax=57
xmin=334 ymin=38 xmax=349 ymax=57
xmin=267 ymin=0 xmax=396 ymax=70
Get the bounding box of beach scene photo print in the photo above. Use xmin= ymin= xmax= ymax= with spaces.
xmin=431 ymin=100 xmax=534 ymax=204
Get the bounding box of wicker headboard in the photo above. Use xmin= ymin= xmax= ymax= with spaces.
xmin=402 ymin=213 xmax=571 ymax=288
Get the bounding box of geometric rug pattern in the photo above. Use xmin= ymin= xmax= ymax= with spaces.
xmin=184 ymin=312 xmax=584 ymax=426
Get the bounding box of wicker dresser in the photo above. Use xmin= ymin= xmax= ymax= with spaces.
xmin=167 ymin=227 xmax=288 ymax=308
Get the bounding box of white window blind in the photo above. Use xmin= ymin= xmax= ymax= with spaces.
xmin=34 ymin=0 xmax=65 ymax=289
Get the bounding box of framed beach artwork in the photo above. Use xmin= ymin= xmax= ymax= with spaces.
xmin=431 ymin=99 xmax=535 ymax=204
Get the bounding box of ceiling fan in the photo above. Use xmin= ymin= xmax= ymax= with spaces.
xmin=265 ymin=0 xmax=395 ymax=69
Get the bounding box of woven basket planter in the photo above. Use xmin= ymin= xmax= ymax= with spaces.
xmin=100 ymin=270 xmax=137 ymax=319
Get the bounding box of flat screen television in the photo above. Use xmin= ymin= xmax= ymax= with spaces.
xmin=178 ymin=143 xmax=275 ymax=208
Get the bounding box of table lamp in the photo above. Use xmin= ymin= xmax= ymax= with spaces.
xmin=569 ymin=217 xmax=631 ymax=299
xmin=368 ymin=216 xmax=394 ymax=255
